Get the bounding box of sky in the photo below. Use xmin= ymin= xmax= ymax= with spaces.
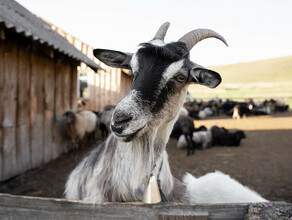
xmin=15 ymin=0 xmax=292 ymax=66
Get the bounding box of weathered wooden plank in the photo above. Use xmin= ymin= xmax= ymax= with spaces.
xmin=158 ymin=214 xmax=208 ymax=220
xmin=63 ymin=62 xmax=71 ymax=113
xmin=109 ymin=69 xmax=115 ymax=105
xmin=30 ymin=49 xmax=45 ymax=168
xmin=114 ymin=69 xmax=120 ymax=104
xmin=155 ymin=203 xmax=249 ymax=220
xmin=53 ymin=56 xmax=68 ymax=158
xmin=105 ymin=71 xmax=111 ymax=105
xmin=116 ymin=69 xmax=122 ymax=103
xmin=1 ymin=128 xmax=17 ymax=180
xmin=1 ymin=35 xmax=18 ymax=180
xmin=96 ymin=70 xmax=101 ymax=110
xmin=70 ymin=65 xmax=78 ymax=111
xmin=62 ymin=61 xmax=71 ymax=152
xmin=43 ymin=57 xmax=55 ymax=163
xmin=0 ymin=29 xmax=4 ymax=180
xmin=88 ymin=70 xmax=95 ymax=110
xmin=16 ymin=40 xmax=32 ymax=174
xmin=0 ymin=194 xmax=157 ymax=220
xmin=91 ymin=72 xmax=97 ymax=110
xmin=103 ymin=70 xmax=107 ymax=107
xmin=246 ymin=202 xmax=292 ymax=220
xmin=0 ymin=193 xmax=268 ymax=220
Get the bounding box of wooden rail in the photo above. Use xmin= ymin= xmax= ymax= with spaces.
xmin=0 ymin=193 xmax=291 ymax=220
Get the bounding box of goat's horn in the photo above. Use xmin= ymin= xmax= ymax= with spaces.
xmin=152 ymin=22 xmax=170 ymax=41
xmin=178 ymin=29 xmax=228 ymax=50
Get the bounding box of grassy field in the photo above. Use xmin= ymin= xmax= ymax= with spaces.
xmin=188 ymin=55 xmax=292 ymax=106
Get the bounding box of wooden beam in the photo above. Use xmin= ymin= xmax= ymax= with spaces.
xmin=43 ymin=57 xmax=55 ymax=163
xmin=70 ymin=65 xmax=78 ymax=111
xmin=1 ymin=36 xmax=18 ymax=181
xmin=0 ymin=193 xmax=263 ymax=220
xmin=30 ymin=49 xmax=45 ymax=168
xmin=53 ymin=55 xmax=69 ymax=158
xmin=16 ymin=38 xmax=32 ymax=173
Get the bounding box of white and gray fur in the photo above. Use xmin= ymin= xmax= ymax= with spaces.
xmin=63 ymin=110 xmax=98 ymax=144
xmin=65 ymin=22 xmax=264 ymax=203
xmin=183 ymin=171 xmax=268 ymax=203
xmin=177 ymin=130 xmax=212 ymax=149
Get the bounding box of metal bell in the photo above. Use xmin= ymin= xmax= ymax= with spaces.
xmin=142 ymin=174 xmax=161 ymax=204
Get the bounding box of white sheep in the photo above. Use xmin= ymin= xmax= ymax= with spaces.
xmin=63 ymin=110 xmax=98 ymax=144
xmin=183 ymin=171 xmax=268 ymax=203
xmin=198 ymin=107 xmax=213 ymax=119
xmin=177 ymin=130 xmax=212 ymax=149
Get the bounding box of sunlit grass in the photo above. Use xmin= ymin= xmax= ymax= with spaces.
xmin=188 ymin=82 xmax=292 ymax=107
xmin=195 ymin=114 xmax=292 ymax=131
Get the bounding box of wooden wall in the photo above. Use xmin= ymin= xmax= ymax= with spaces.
xmin=85 ymin=68 xmax=132 ymax=110
xmin=0 ymin=29 xmax=77 ymax=181
xmin=0 ymin=23 xmax=132 ymax=181
xmin=50 ymin=23 xmax=132 ymax=111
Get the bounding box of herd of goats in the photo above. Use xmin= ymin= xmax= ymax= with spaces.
xmin=63 ymin=97 xmax=289 ymax=156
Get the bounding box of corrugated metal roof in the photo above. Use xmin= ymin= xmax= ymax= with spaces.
xmin=0 ymin=0 xmax=101 ymax=71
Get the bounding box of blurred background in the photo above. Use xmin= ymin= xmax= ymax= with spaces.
xmin=0 ymin=0 xmax=291 ymax=204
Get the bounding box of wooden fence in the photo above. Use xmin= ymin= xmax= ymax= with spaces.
xmin=0 ymin=193 xmax=291 ymax=219
xmin=0 ymin=29 xmax=77 ymax=181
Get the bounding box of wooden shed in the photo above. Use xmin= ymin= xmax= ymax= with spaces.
xmin=46 ymin=21 xmax=132 ymax=111
xmin=0 ymin=0 xmax=103 ymax=182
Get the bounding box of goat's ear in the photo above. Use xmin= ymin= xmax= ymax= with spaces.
xmin=190 ymin=67 xmax=222 ymax=88
xmin=93 ymin=49 xmax=132 ymax=70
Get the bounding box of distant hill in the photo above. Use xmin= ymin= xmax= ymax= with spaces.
xmin=188 ymin=55 xmax=292 ymax=105
xmin=210 ymin=55 xmax=292 ymax=83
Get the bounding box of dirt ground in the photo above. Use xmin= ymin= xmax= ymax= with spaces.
xmin=0 ymin=111 xmax=291 ymax=203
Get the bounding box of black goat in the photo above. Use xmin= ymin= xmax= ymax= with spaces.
xmin=171 ymin=116 xmax=197 ymax=155
xmin=210 ymin=125 xmax=246 ymax=147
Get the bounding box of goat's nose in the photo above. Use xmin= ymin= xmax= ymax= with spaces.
xmin=111 ymin=112 xmax=133 ymax=134
xmin=114 ymin=112 xmax=133 ymax=124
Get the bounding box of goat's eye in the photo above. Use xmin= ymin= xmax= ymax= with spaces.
xmin=175 ymin=74 xmax=186 ymax=83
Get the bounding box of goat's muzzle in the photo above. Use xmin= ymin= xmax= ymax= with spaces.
xmin=111 ymin=111 xmax=146 ymax=142
xmin=111 ymin=112 xmax=133 ymax=134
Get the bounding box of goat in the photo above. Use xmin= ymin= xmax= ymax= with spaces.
xmin=63 ymin=110 xmax=98 ymax=146
xmin=221 ymin=99 xmax=238 ymax=114
xmin=183 ymin=171 xmax=268 ymax=203
xmin=65 ymin=22 xmax=264 ymax=203
xmin=177 ymin=129 xmax=212 ymax=149
xmin=183 ymin=101 xmax=200 ymax=118
xmin=170 ymin=115 xmax=197 ymax=155
xmin=232 ymin=103 xmax=252 ymax=119
xmin=211 ymin=125 xmax=246 ymax=147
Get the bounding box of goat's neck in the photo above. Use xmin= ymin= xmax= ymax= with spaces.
xmin=111 ymin=118 xmax=177 ymax=201
xmin=116 ymin=116 xmax=176 ymax=169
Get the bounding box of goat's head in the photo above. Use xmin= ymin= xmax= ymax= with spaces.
xmin=94 ymin=22 xmax=227 ymax=142
xmin=63 ymin=111 xmax=76 ymax=123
